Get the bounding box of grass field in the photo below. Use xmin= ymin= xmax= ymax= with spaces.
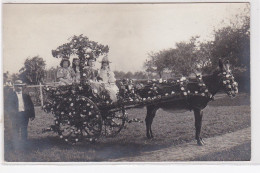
xmin=4 ymin=93 xmax=250 ymax=162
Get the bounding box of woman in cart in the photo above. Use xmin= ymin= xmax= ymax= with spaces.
xmin=83 ymin=56 xmax=104 ymax=95
xmin=99 ymin=55 xmax=119 ymax=102
xmin=57 ymin=58 xmax=76 ymax=85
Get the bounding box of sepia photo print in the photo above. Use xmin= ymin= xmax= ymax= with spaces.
xmin=2 ymin=3 xmax=250 ymax=162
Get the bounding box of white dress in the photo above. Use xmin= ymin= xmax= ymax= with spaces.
xmin=99 ymin=69 xmax=119 ymax=102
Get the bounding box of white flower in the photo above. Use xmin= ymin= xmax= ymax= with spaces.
xmin=180 ymin=77 xmax=186 ymax=81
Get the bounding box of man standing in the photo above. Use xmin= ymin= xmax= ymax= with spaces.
xmin=6 ymin=80 xmax=35 ymax=148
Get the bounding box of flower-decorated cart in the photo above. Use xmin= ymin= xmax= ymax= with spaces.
xmin=43 ymin=35 xmax=238 ymax=144
xmin=42 ymin=71 xmax=238 ymax=144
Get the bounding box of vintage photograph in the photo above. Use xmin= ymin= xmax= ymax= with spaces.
xmin=2 ymin=3 xmax=250 ymax=162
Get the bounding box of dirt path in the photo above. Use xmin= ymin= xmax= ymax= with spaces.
xmin=109 ymin=127 xmax=251 ymax=161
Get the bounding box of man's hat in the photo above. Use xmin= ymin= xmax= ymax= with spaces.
xmin=99 ymin=55 xmax=111 ymax=63
xmin=14 ymin=80 xmax=26 ymax=86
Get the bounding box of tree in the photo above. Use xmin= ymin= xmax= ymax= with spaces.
xmin=52 ymin=35 xmax=109 ymax=83
xmin=144 ymin=51 xmax=169 ymax=78
xmin=114 ymin=71 xmax=126 ymax=79
xmin=133 ymin=71 xmax=148 ymax=79
xmin=19 ymin=56 xmax=46 ymax=85
xmin=145 ymin=37 xmax=200 ymax=77
xmin=210 ymin=15 xmax=250 ymax=73
xmin=202 ymin=4 xmax=250 ymax=74
xmin=144 ymin=5 xmax=250 ymax=78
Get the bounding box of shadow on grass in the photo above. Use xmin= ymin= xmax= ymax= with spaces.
xmin=4 ymin=135 xmax=179 ymax=162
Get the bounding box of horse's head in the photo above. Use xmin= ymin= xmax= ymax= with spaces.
xmin=215 ymin=59 xmax=238 ymax=98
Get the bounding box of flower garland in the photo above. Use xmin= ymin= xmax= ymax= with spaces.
xmin=42 ymin=73 xmax=237 ymax=144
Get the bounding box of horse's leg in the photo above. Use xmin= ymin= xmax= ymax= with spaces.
xmin=193 ymin=108 xmax=205 ymax=146
xmin=149 ymin=108 xmax=157 ymax=138
xmin=145 ymin=106 xmax=157 ymax=139
xmin=145 ymin=106 xmax=152 ymax=139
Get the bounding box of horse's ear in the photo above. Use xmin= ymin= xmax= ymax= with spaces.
xmin=219 ymin=58 xmax=224 ymax=70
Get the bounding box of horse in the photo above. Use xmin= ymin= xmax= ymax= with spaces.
xmin=139 ymin=59 xmax=238 ymax=146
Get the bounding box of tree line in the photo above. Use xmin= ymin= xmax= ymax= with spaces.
xmin=144 ymin=8 xmax=250 ymax=78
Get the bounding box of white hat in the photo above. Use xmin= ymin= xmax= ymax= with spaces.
xmin=14 ymin=80 xmax=25 ymax=86
xmin=99 ymin=55 xmax=111 ymax=63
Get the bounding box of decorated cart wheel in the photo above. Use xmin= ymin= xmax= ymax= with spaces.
xmin=76 ymin=96 xmax=103 ymax=142
xmin=53 ymin=99 xmax=85 ymax=144
xmin=101 ymin=109 xmax=126 ymax=137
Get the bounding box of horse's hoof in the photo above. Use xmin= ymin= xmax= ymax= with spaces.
xmin=197 ymin=140 xmax=204 ymax=146
xmin=200 ymin=138 xmax=206 ymax=144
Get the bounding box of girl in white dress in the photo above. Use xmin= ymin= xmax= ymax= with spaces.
xmin=99 ymin=55 xmax=119 ymax=102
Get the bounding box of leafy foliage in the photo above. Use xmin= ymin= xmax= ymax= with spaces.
xmin=114 ymin=71 xmax=148 ymax=80
xmin=144 ymin=7 xmax=250 ymax=78
xmin=145 ymin=37 xmax=200 ymax=77
xmin=210 ymin=14 xmax=250 ymax=72
xmin=19 ymin=56 xmax=46 ymax=85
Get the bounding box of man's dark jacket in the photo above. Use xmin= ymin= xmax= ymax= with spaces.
xmin=6 ymin=91 xmax=35 ymax=118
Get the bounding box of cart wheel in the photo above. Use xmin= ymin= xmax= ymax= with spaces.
xmin=54 ymin=100 xmax=84 ymax=144
xmin=76 ymin=96 xmax=102 ymax=142
xmin=102 ymin=109 xmax=126 ymax=137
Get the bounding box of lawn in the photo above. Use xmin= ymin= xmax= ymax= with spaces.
xmin=4 ymin=93 xmax=250 ymax=162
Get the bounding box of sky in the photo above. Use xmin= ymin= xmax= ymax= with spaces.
xmin=3 ymin=3 xmax=248 ymax=74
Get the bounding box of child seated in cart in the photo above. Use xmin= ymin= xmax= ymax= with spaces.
xmin=57 ymin=58 xmax=76 ymax=85
xmin=98 ymin=55 xmax=119 ymax=102
xmin=83 ymin=56 xmax=104 ymax=94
